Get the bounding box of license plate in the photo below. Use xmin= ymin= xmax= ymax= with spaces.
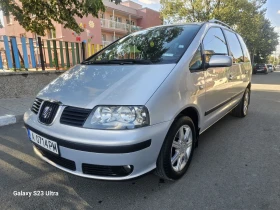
xmin=257 ymin=69 xmax=263 ymax=71
xmin=28 ymin=130 xmax=59 ymax=155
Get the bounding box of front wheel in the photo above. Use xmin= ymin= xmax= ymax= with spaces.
xmin=231 ymin=88 xmax=250 ymax=118
xmin=155 ymin=116 xmax=196 ymax=180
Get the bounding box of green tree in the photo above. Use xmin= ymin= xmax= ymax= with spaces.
xmin=253 ymin=18 xmax=279 ymax=64
xmin=0 ymin=0 xmax=121 ymax=36
xmin=160 ymin=0 xmax=266 ymax=24
xmin=160 ymin=0 xmax=278 ymax=63
xmin=268 ymin=55 xmax=274 ymax=64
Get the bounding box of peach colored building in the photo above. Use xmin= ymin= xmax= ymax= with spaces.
xmin=0 ymin=27 xmax=5 ymax=38
xmin=0 ymin=0 xmax=161 ymax=69
xmin=2 ymin=0 xmax=161 ymax=50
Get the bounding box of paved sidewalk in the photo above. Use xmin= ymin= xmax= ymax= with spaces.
xmin=0 ymin=97 xmax=34 ymax=126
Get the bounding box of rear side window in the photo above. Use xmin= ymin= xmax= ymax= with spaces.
xmin=237 ymin=34 xmax=251 ymax=62
xmin=224 ymin=30 xmax=244 ymax=63
xmin=203 ymin=27 xmax=228 ymax=62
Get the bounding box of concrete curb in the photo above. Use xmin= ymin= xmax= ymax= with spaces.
xmin=0 ymin=114 xmax=24 ymax=127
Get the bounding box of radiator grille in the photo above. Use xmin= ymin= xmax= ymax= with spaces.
xmin=60 ymin=107 xmax=91 ymax=127
xmin=31 ymin=98 xmax=43 ymax=114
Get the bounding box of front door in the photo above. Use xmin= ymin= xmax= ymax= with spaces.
xmin=201 ymin=27 xmax=232 ymax=131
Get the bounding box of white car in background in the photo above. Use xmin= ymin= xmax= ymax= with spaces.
xmin=267 ymin=64 xmax=274 ymax=72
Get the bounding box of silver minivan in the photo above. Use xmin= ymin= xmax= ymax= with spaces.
xmin=24 ymin=20 xmax=252 ymax=181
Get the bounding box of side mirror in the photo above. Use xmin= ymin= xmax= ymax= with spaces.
xmin=207 ymin=55 xmax=233 ymax=68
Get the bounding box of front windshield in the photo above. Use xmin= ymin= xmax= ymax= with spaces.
xmin=87 ymin=24 xmax=201 ymax=64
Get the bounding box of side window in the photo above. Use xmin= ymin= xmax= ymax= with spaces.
xmin=224 ymin=30 xmax=244 ymax=63
xmin=237 ymin=34 xmax=251 ymax=62
xmin=203 ymin=27 xmax=228 ymax=62
xmin=189 ymin=46 xmax=203 ymax=71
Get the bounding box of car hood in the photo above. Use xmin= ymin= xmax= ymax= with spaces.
xmin=37 ymin=64 xmax=175 ymax=109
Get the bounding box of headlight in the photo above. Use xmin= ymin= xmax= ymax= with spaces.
xmin=83 ymin=106 xmax=150 ymax=130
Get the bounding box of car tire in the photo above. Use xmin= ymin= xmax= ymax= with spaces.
xmin=155 ymin=116 xmax=196 ymax=180
xmin=231 ymin=88 xmax=250 ymax=118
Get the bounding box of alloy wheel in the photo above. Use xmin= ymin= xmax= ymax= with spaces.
xmin=243 ymin=90 xmax=249 ymax=116
xmin=170 ymin=125 xmax=193 ymax=172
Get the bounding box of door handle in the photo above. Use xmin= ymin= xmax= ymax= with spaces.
xmin=229 ymin=75 xmax=233 ymax=80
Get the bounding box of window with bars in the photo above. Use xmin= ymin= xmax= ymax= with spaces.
xmin=5 ymin=14 xmax=13 ymax=25
xmin=47 ymin=29 xmax=56 ymax=39
xmin=126 ymin=19 xmax=135 ymax=25
xmin=110 ymin=15 xmax=122 ymax=23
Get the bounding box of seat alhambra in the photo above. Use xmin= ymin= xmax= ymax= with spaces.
xmin=24 ymin=19 xmax=252 ymax=181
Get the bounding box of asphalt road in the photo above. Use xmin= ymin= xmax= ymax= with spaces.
xmin=1 ymin=72 xmax=280 ymax=210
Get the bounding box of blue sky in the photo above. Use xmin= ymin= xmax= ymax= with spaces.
xmin=133 ymin=0 xmax=161 ymax=10
xmin=265 ymin=0 xmax=280 ymax=54
xmin=265 ymin=0 xmax=280 ymax=28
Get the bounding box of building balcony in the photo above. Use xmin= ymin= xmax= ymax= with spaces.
xmin=102 ymin=40 xmax=113 ymax=47
xmin=100 ymin=19 xmax=142 ymax=33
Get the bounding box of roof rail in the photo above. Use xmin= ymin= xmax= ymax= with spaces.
xmin=208 ymin=19 xmax=234 ymax=31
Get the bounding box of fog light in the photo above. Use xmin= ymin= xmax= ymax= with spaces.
xmin=123 ymin=165 xmax=133 ymax=173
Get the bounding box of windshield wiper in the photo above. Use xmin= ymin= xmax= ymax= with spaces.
xmin=81 ymin=60 xmax=110 ymax=65
xmin=110 ymin=59 xmax=153 ymax=64
xmin=81 ymin=59 xmax=153 ymax=65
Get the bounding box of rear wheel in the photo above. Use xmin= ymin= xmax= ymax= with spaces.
xmin=231 ymin=88 xmax=250 ymax=118
xmin=155 ymin=116 xmax=195 ymax=180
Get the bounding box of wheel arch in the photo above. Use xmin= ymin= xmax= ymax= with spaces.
xmin=175 ymin=106 xmax=200 ymax=141
xmin=247 ymin=82 xmax=251 ymax=90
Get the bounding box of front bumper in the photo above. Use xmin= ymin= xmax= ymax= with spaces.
xmin=24 ymin=109 xmax=171 ymax=180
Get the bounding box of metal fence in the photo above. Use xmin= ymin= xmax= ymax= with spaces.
xmin=0 ymin=36 xmax=103 ymax=71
